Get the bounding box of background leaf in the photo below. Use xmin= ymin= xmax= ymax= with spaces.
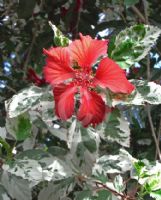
xmin=124 ymin=0 xmax=139 ymax=6
xmin=100 ymin=109 xmax=130 ymax=147
xmin=68 ymin=124 xmax=100 ymax=175
xmin=5 ymin=86 xmax=43 ymax=118
xmin=38 ymin=178 xmax=75 ymax=200
xmin=6 ymin=113 xmax=32 ymax=141
xmin=0 ymin=185 xmax=10 ymax=200
xmin=110 ymin=25 xmax=161 ymax=69
xmin=92 ymin=149 xmax=133 ymax=176
xmin=1 ymin=172 xmax=32 ymax=200
xmin=16 ymin=115 xmax=32 ymax=140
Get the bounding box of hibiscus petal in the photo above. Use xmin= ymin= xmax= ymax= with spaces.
xmin=77 ymin=88 xmax=107 ymax=127
xmin=53 ymin=84 xmax=77 ymax=120
xmin=94 ymin=58 xmax=135 ymax=94
xmin=70 ymin=33 xmax=108 ymax=69
xmin=43 ymin=47 xmax=74 ymax=85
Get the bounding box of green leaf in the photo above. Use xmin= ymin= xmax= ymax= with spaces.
xmin=6 ymin=113 xmax=31 ymax=141
xmin=146 ymin=173 xmax=161 ymax=191
xmin=108 ymin=36 xmax=116 ymax=58
xmin=16 ymin=115 xmax=32 ymax=141
xmin=5 ymin=86 xmax=43 ymax=118
xmin=133 ymin=161 xmax=161 ymax=192
xmin=124 ymin=0 xmax=139 ymax=6
xmin=110 ymin=25 xmax=161 ymax=69
xmin=134 ymin=161 xmax=146 ymax=177
xmin=49 ymin=22 xmax=70 ymax=47
xmin=150 ymin=190 xmax=161 ymax=200
xmin=15 ymin=149 xmax=49 ymax=160
xmin=101 ymin=109 xmax=130 ymax=147
xmin=38 ymin=177 xmax=75 ymax=200
xmin=93 ymin=190 xmax=113 ymax=200
xmin=112 ymin=80 xmax=161 ymax=106
xmin=0 ymin=137 xmax=12 ymax=160
xmin=75 ymin=190 xmax=93 ymax=200
xmin=75 ymin=189 xmax=115 ymax=200
xmin=17 ymin=0 xmax=36 ymax=19
xmin=47 ymin=146 xmax=68 ymax=157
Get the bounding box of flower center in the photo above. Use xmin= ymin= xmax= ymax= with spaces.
xmin=74 ymin=70 xmax=94 ymax=88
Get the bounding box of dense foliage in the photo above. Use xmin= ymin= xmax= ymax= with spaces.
xmin=1 ymin=0 xmax=161 ymax=200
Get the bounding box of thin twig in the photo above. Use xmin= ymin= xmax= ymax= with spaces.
xmin=23 ymin=32 xmax=36 ymax=71
xmin=157 ymin=118 xmax=161 ymax=147
xmin=142 ymin=0 xmax=149 ymax=24
xmin=155 ymin=118 xmax=161 ymax=160
xmin=5 ymin=85 xmax=17 ymax=93
xmin=71 ymin=0 xmax=83 ymax=39
xmin=131 ymin=6 xmax=146 ymax=23
xmin=95 ymin=181 xmax=135 ymax=200
xmin=22 ymin=2 xmax=43 ymax=73
xmin=147 ymin=106 xmax=161 ymax=160
xmin=78 ymin=176 xmax=136 ymax=199
xmin=95 ymin=181 xmax=124 ymax=198
xmin=146 ymin=55 xmax=151 ymax=81
xmin=141 ymin=0 xmax=161 ymax=161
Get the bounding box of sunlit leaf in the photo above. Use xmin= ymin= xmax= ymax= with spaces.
xmin=5 ymin=86 xmax=43 ymax=118
xmin=2 ymin=151 xmax=73 ymax=186
xmin=150 ymin=190 xmax=161 ymax=200
xmin=113 ymin=175 xmax=125 ymax=193
xmin=49 ymin=21 xmax=70 ymax=47
xmin=0 ymin=127 xmax=6 ymax=139
xmin=92 ymin=149 xmax=133 ymax=175
xmin=110 ymin=25 xmax=161 ymax=69
xmin=2 ymin=159 xmax=43 ymax=187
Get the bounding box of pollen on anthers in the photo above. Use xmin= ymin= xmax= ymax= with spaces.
xmin=73 ymin=70 xmax=94 ymax=87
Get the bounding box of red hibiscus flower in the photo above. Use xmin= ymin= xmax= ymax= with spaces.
xmin=43 ymin=34 xmax=135 ymax=127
